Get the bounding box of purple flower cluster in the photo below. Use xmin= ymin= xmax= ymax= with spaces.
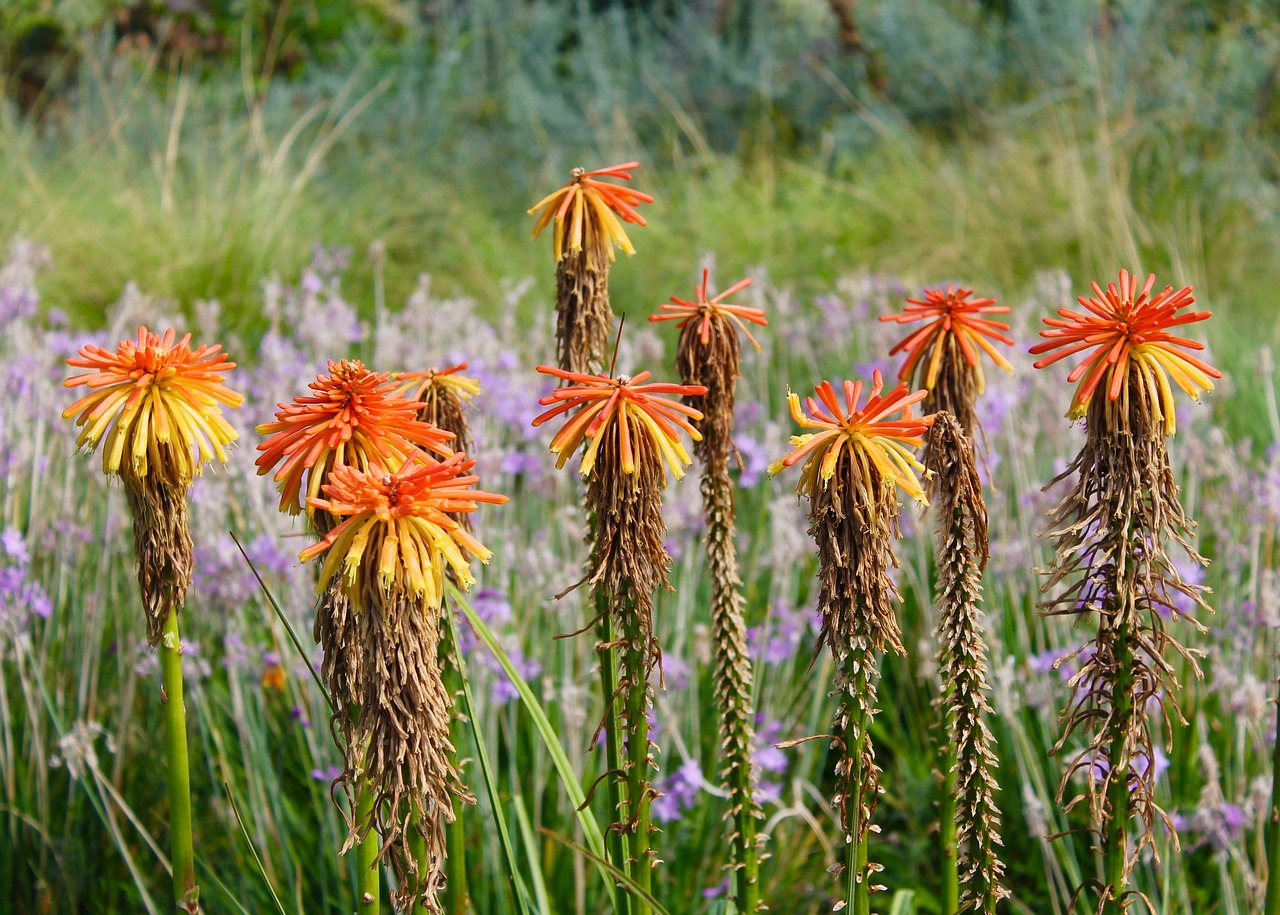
xmin=0 ymin=528 xmax=52 ymax=634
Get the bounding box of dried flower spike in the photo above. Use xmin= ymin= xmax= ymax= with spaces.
xmin=1030 ymin=269 xmax=1221 ymax=433
xmin=1032 ymin=272 xmax=1215 ymax=915
xmin=651 ymin=269 xmax=769 ymax=912
xmin=529 ymin=162 xmax=654 ymax=375
xmin=771 ymin=371 xmax=934 ymax=912
xmin=300 ymin=450 xmax=506 ymax=911
xmin=256 ymin=359 xmax=454 ymax=520
xmin=63 ymin=325 xmax=243 ymax=485
xmin=534 ymin=361 xmax=703 ymax=913
xmin=63 ymin=325 xmax=243 ymax=913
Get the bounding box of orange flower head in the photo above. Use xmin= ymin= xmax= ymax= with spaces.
xmin=769 ymin=370 xmax=935 ymax=504
xmin=527 ymin=162 xmax=654 ymax=264
xmin=531 ymin=366 xmax=706 ymax=479
xmin=299 ymin=451 xmax=508 ymax=611
xmin=648 ymin=269 xmax=767 ymax=351
xmin=393 ymin=363 xmax=482 ymax=404
xmin=879 ymin=284 xmax=1013 ymax=392
xmin=62 ymin=325 xmax=243 ymax=484
xmin=1029 ymin=270 xmax=1221 ymax=433
xmin=256 ymin=360 xmax=455 ymax=515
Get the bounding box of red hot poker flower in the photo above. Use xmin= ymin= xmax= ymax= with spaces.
xmin=393 ymin=363 xmax=482 ymax=404
xmin=648 ymin=269 xmax=767 ymax=350
xmin=527 ymin=162 xmax=654 ymax=263
xmin=531 ymin=366 xmax=706 ymax=478
xmin=1029 ymin=269 xmax=1221 ymax=433
xmin=63 ymin=325 xmax=243 ymax=484
xmin=769 ymin=370 xmax=935 ymax=505
xmin=879 ymin=284 xmax=1013 ymax=391
xmin=256 ymin=360 xmax=454 ymax=514
xmin=300 ymin=451 xmax=508 ymax=612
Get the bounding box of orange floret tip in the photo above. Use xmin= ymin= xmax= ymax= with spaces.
xmin=879 ymin=283 xmax=1013 ymax=391
xmin=256 ymin=359 xmax=455 ymax=514
xmin=768 ymin=370 xmax=935 ymax=505
xmin=649 ymin=269 xmax=767 ymax=351
xmin=531 ymin=366 xmax=706 ymax=478
xmin=62 ymin=325 xmax=243 ymax=483
xmin=527 ymin=161 xmax=654 ymax=262
xmin=1029 ymin=269 xmax=1221 ymax=434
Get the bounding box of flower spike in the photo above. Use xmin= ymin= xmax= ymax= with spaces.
xmin=1029 ymin=269 xmax=1221 ymax=433
xmin=769 ymin=370 xmax=935 ymax=504
xmin=532 ymin=366 xmax=706 ymax=479
xmin=300 ymin=451 xmax=508 ymax=612
xmin=528 ymin=162 xmax=654 ymax=264
xmin=880 ymin=284 xmax=1013 ymax=393
xmin=648 ymin=269 xmax=767 ymax=351
xmin=256 ymin=359 xmax=455 ymax=515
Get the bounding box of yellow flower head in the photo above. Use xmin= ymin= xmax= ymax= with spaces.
xmin=769 ymin=370 xmax=935 ymax=505
xmin=299 ymin=451 xmax=508 ymax=612
xmin=62 ymin=325 xmax=243 ymax=484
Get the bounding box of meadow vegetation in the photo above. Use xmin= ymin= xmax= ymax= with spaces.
xmin=2 ymin=1 xmax=1280 ymax=912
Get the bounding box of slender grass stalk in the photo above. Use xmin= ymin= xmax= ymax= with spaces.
xmin=160 ymin=608 xmax=199 ymax=913
xmin=355 ymin=779 xmax=380 ymax=911
xmin=441 ymin=621 xmax=470 ymax=915
xmin=1265 ymin=676 xmax=1280 ymax=914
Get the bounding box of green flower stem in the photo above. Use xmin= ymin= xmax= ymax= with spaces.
xmin=841 ymin=649 xmax=875 ymax=915
xmin=622 ymin=603 xmax=653 ymax=915
xmin=1101 ymin=623 xmax=1135 ymax=915
xmin=597 ymin=597 xmax=632 ymax=913
xmin=160 ymin=608 xmax=199 ymax=913
xmin=940 ymin=722 xmax=959 ymax=914
xmin=356 ymin=777 xmax=380 ymax=912
xmin=1265 ymin=673 xmax=1280 ymax=915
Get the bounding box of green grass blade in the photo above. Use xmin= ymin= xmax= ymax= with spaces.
xmin=222 ymin=781 xmax=290 ymax=915
xmin=511 ymin=790 xmax=552 ymax=915
xmin=444 ymin=603 xmax=537 ymax=915
xmin=448 ymin=582 xmax=618 ymax=911
xmin=537 ymin=828 xmax=669 ymax=915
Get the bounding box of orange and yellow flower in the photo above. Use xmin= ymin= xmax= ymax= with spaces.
xmin=62 ymin=325 xmax=243 ymax=483
xmin=648 ymin=269 xmax=767 ymax=350
xmin=769 ymin=371 xmax=935 ymax=504
xmin=879 ymin=284 xmax=1013 ymax=391
xmin=256 ymin=360 xmax=454 ymax=514
xmin=1029 ymin=270 xmax=1221 ymax=433
xmin=528 ymin=162 xmax=654 ymax=263
xmin=299 ymin=451 xmax=508 ymax=611
xmin=393 ymin=363 xmax=482 ymax=404
xmin=531 ymin=366 xmax=706 ymax=478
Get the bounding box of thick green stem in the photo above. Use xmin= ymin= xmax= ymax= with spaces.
xmin=939 ymin=716 xmax=959 ymax=914
xmin=1101 ymin=625 xmax=1135 ymax=915
xmin=356 ymin=779 xmax=380 ymax=912
xmin=841 ymin=651 xmax=874 ymax=915
xmin=703 ymin=463 xmax=761 ymax=913
xmin=622 ymin=605 xmax=653 ymax=915
xmin=597 ymin=598 xmax=632 ymax=912
xmin=160 ymin=609 xmax=199 ymax=913
xmin=1265 ymin=674 xmax=1280 ymax=915
xmin=440 ymin=622 xmax=468 ymax=915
